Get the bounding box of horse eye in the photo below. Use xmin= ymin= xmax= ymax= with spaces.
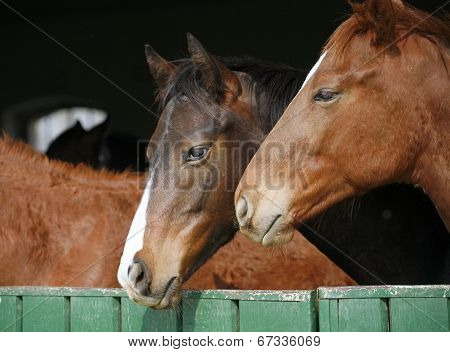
xmin=186 ymin=145 xmax=210 ymax=162
xmin=313 ymin=89 xmax=339 ymax=102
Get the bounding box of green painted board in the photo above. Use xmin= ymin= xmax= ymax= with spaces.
xmin=182 ymin=298 xmax=238 ymax=332
xmin=239 ymin=300 xmax=315 ymax=332
xmin=22 ymin=296 xmax=69 ymax=332
xmin=70 ymin=297 xmax=120 ymax=332
xmin=390 ymin=298 xmax=449 ymax=332
xmin=0 ymin=288 xmax=315 ymax=300
xmin=183 ymin=290 xmax=313 ymax=302
xmin=319 ymin=285 xmax=450 ymax=299
xmin=1 ymin=286 xmax=449 ymax=333
xmin=0 ymin=287 xmax=127 ymax=297
xmin=317 ymin=299 xmax=339 ymax=332
xmin=121 ymin=298 xmax=181 ymax=332
xmin=318 ymin=300 xmax=331 ymax=332
xmin=0 ymin=296 xmax=21 ymax=332
xmin=329 ymin=299 xmax=339 ymax=332
xmin=337 ymin=299 xmax=388 ymax=332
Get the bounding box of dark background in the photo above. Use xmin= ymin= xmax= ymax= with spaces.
xmin=0 ymin=0 xmax=446 ymax=139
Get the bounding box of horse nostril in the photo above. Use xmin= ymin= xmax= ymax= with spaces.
xmin=136 ymin=270 xmax=144 ymax=283
xmin=236 ymin=195 xmax=251 ymax=227
xmin=128 ymin=260 xmax=151 ymax=296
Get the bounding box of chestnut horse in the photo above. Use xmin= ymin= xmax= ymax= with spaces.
xmin=0 ymin=135 xmax=352 ymax=288
xmin=119 ymin=34 xmax=449 ymax=309
xmin=0 ymin=135 xmax=142 ymax=287
xmin=235 ymin=1 xmax=449 ymax=245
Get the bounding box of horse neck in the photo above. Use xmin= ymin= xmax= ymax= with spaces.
xmin=411 ymin=65 xmax=450 ymax=230
xmin=413 ymin=122 xmax=450 ymax=230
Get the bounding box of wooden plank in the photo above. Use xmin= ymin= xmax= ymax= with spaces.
xmin=2 ymin=285 xmax=449 ymax=299
xmin=182 ymin=298 xmax=238 ymax=332
xmin=0 ymin=287 xmax=315 ymax=301
xmin=121 ymin=298 xmax=181 ymax=332
xmin=390 ymin=298 xmax=449 ymax=332
xmin=22 ymin=296 xmax=69 ymax=332
xmin=319 ymin=285 xmax=450 ymax=299
xmin=183 ymin=290 xmax=314 ymax=302
xmin=71 ymin=297 xmax=120 ymax=332
xmin=0 ymin=296 xmax=21 ymax=332
xmin=239 ymin=300 xmax=315 ymax=332
xmin=329 ymin=299 xmax=339 ymax=332
xmin=338 ymin=299 xmax=388 ymax=332
xmin=318 ymin=299 xmax=331 ymax=332
xmin=0 ymin=287 xmax=127 ymax=298
xmin=1 ymin=286 xmax=448 ymax=333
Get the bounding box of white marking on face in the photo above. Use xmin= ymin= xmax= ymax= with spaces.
xmin=300 ymin=52 xmax=327 ymax=91
xmin=117 ymin=159 xmax=159 ymax=288
xmin=281 ymin=52 xmax=327 ymax=115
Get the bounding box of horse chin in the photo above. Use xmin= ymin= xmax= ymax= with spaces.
xmin=152 ymin=288 xmax=181 ymax=310
xmin=262 ymin=220 xmax=295 ymax=247
xmin=239 ymin=211 xmax=295 ymax=247
xmin=156 ymin=278 xmax=182 ymax=310
xmin=125 ymin=279 xmax=182 ymax=310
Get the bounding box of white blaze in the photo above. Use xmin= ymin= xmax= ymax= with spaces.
xmin=118 ymin=158 xmax=160 ymax=287
xmin=117 ymin=181 xmax=151 ymax=288
xmin=300 ymin=52 xmax=327 ymax=91
xmin=270 ymin=51 xmax=327 ymax=133
xmin=267 ymin=52 xmax=327 ymax=137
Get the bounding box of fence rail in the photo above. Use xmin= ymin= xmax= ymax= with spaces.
xmin=0 ymin=286 xmax=449 ymax=332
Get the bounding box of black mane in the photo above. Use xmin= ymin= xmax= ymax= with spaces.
xmin=158 ymin=56 xmax=306 ymax=134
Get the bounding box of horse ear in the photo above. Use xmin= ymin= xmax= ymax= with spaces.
xmin=145 ymin=45 xmax=175 ymax=88
xmin=352 ymin=0 xmax=397 ymax=47
xmin=186 ymin=33 xmax=241 ymax=105
xmin=74 ymin=121 xmax=84 ymax=130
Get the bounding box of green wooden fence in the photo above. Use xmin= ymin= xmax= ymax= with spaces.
xmin=318 ymin=286 xmax=450 ymax=332
xmin=0 ymin=286 xmax=448 ymax=332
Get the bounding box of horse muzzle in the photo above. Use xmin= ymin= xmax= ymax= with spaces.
xmin=235 ymin=190 xmax=294 ymax=246
xmin=125 ymin=260 xmax=181 ymax=309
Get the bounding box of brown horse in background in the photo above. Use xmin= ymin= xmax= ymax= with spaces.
xmin=0 ymin=135 xmax=352 ymax=288
xmin=236 ymin=0 xmax=449 ymax=244
xmin=0 ymin=135 xmax=141 ymax=287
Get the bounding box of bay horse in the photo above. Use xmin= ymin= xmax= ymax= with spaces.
xmin=0 ymin=135 xmax=352 ymax=288
xmin=235 ymin=1 xmax=449 ymax=246
xmin=119 ymin=34 xmax=449 ymax=309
